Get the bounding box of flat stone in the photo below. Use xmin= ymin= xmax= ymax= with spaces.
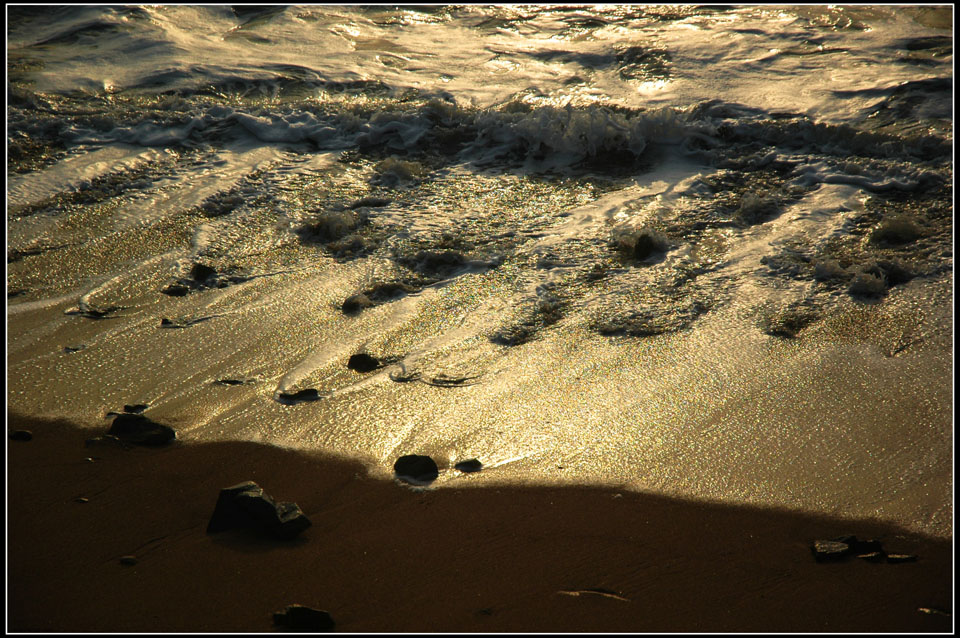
xmin=347 ymin=353 xmax=380 ymax=372
xmin=856 ymin=552 xmax=885 ymax=563
xmin=277 ymin=389 xmax=322 ymax=403
xmin=455 ymin=458 xmax=483 ymax=473
xmin=107 ymin=414 xmax=176 ymax=446
xmin=9 ymin=430 xmax=33 ymax=441
xmin=394 ymin=454 xmax=439 ymax=484
xmin=886 ymin=553 xmax=918 ymax=563
xmin=811 ymin=540 xmax=852 ymax=562
xmin=273 ymin=605 xmax=335 ymax=632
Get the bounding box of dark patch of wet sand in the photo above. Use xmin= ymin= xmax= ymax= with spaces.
xmin=7 ymin=413 xmax=953 ymax=633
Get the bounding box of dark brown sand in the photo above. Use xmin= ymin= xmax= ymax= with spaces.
xmin=7 ymin=413 xmax=953 ymax=633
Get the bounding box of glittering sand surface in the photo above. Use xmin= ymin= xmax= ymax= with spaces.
xmin=6 ymin=413 xmax=953 ymax=633
xmin=7 ymin=5 xmax=954 ymax=631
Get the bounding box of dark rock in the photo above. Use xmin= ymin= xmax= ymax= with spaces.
xmin=277 ymin=389 xmax=322 ymax=403
xmin=119 ymin=556 xmax=138 ymax=566
xmin=633 ymin=232 xmax=663 ymax=261
xmin=107 ymin=414 xmax=176 ymax=446
xmin=394 ymin=454 xmax=439 ymax=483
xmin=9 ymin=430 xmax=33 ymax=441
xmin=886 ymin=553 xmax=918 ymax=563
xmin=162 ymin=284 xmax=190 ymax=297
xmin=64 ymin=344 xmax=86 ymax=353
xmin=273 ymin=605 xmax=335 ymax=632
xmin=342 ymin=293 xmax=373 ymax=314
xmin=811 ymin=539 xmax=852 ymax=562
xmin=347 ymin=353 xmax=380 ymax=372
xmin=160 ymin=318 xmax=175 ymax=327
xmin=190 ymin=262 xmax=217 ymax=282
xmin=349 ymin=196 xmax=391 ymax=209
xmin=123 ymin=404 xmax=148 ymax=414
xmin=276 ymin=502 xmax=312 ymax=540
xmin=206 ymin=481 xmax=311 ymax=539
xmin=856 ymin=552 xmax=886 ymax=563
xmin=215 ymin=378 xmax=246 ymax=386
xmin=454 ymin=458 xmax=483 ymax=473
xmin=75 ymin=497 xmax=89 ymax=503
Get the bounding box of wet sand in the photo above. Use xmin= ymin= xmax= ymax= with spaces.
xmin=8 ymin=413 xmax=953 ymax=633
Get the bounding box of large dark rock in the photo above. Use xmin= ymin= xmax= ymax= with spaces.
xmin=394 ymin=454 xmax=439 ymax=483
xmin=190 ymin=262 xmax=217 ymax=282
xmin=207 ymin=481 xmax=311 ymax=539
xmin=107 ymin=414 xmax=176 ymax=446
xmin=273 ymin=605 xmax=335 ymax=632
xmin=347 ymin=353 xmax=380 ymax=372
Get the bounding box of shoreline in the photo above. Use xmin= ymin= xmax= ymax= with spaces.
xmin=7 ymin=412 xmax=953 ymax=633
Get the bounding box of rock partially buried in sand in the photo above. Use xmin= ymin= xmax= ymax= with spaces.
xmin=394 ymin=455 xmax=439 ymax=484
xmin=207 ymin=481 xmax=311 ymax=540
xmin=9 ymin=430 xmax=33 ymax=441
xmin=455 ymin=458 xmax=483 ymax=473
xmin=347 ymin=353 xmax=380 ymax=372
xmin=277 ymin=389 xmax=322 ymax=403
xmin=273 ymin=605 xmax=335 ymax=632
xmin=107 ymin=414 xmax=176 ymax=446
xmin=810 ymin=540 xmax=852 ymax=562
xmin=341 ymin=292 xmax=374 ymax=314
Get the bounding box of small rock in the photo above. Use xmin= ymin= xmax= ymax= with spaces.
xmin=277 ymin=389 xmax=322 ymax=403
xmin=856 ymin=552 xmax=886 ymax=563
xmin=347 ymin=353 xmax=380 ymax=372
xmin=273 ymin=605 xmax=335 ymax=632
xmin=886 ymin=553 xmax=918 ymax=564
xmin=84 ymin=457 xmax=98 ymax=463
xmin=64 ymin=344 xmax=86 ymax=353
xmin=162 ymin=284 xmax=190 ymax=297
xmin=9 ymin=430 xmax=33 ymax=441
xmin=342 ymin=293 xmax=374 ymax=314
xmin=454 ymin=458 xmax=483 ymax=473
xmin=207 ymin=481 xmax=311 ymax=539
xmin=394 ymin=454 xmax=439 ymax=484
xmin=119 ymin=556 xmax=138 ymax=566
xmin=811 ymin=540 xmax=852 ymax=562
xmin=190 ymin=263 xmax=217 ymax=282
xmin=107 ymin=414 xmax=176 ymax=446
xmin=75 ymin=497 xmax=89 ymax=503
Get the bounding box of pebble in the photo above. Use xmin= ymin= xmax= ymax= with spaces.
xmin=119 ymin=556 xmax=138 ymax=566
xmin=454 ymin=458 xmax=483 ymax=473
xmin=9 ymin=430 xmax=33 ymax=441
xmin=347 ymin=353 xmax=380 ymax=372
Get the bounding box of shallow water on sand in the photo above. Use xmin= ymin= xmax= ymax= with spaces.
xmin=7 ymin=5 xmax=953 ymax=537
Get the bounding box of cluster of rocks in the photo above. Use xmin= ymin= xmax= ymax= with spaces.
xmin=810 ymin=534 xmax=917 ymax=564
xmin=161 ymin=262 xmax=248 ymax=297
xmin=393 ymin=454 xmax=483 ymax=485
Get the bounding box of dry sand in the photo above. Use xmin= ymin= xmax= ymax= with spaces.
xmin=7 ymin=412 xmax=953 ymax=633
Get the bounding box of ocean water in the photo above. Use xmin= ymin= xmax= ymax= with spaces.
xmin=7 ymin=5 xmax=953 ymax=536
